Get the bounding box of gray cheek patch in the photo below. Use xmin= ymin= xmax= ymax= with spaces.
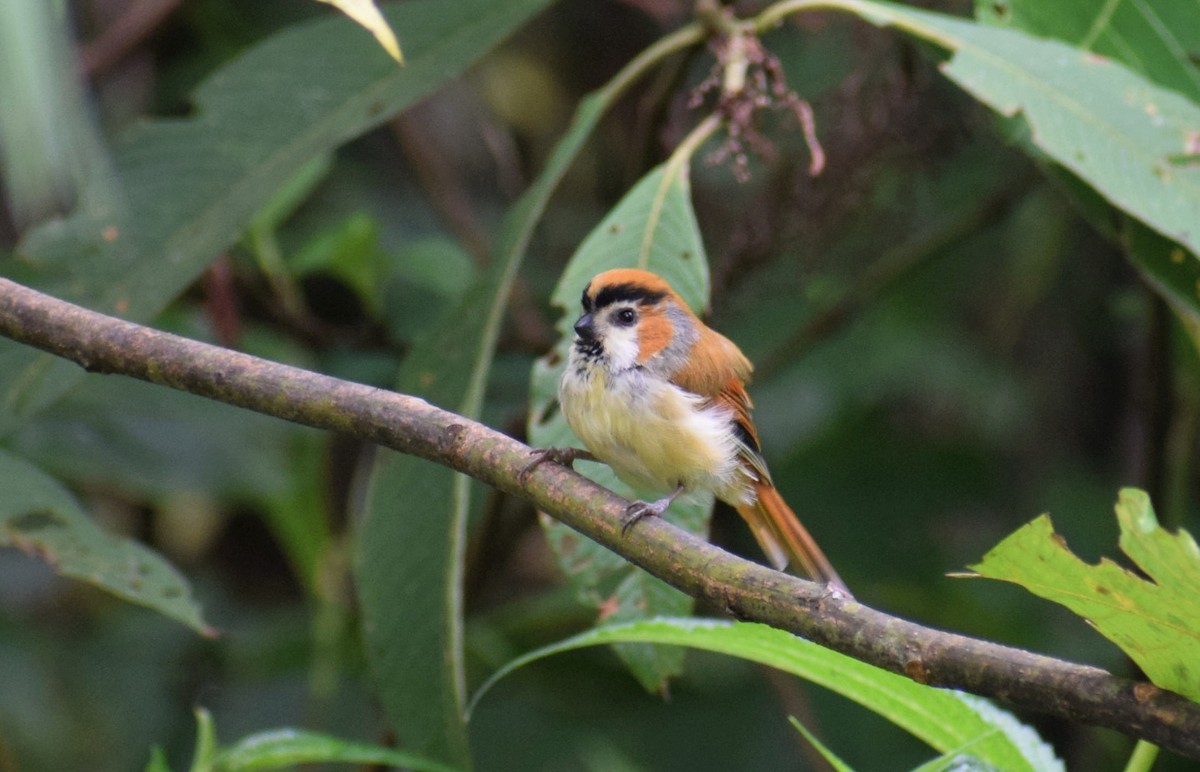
xmin=639 ymin=302 xmax=698 ymax=378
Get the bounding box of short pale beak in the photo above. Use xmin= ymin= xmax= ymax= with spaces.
xmin=573 ymin=313 xmax=596 ymax=340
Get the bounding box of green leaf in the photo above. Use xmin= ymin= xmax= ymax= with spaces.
xmin=469 ymin=618 xmax=1061 ymax=772
xmin=970 ymin=488 xmax=1200 ymax=702
xmin=189 ymin=708 xmax=219 ymax=772
xmin=828 ymin=0 xmax=1200 ymax=260
xmin=177 ymin=707 xmax=461 ymax=772
xmin=1124 ymin=220 xmax=1200 ymax=355
xmin=0 ymin=0 xmax=109 ymax=226
xmin=352 ymin=12 xmax=622 ymax=762
xmin=788 ymin=716 xmax=855 ymax=772
xmin=972 ymin=0 xmax=1200 ymax=353
xmin=912 ymin=752 xmax=1002 ymax=772
xmin=527 ymin=161 xmax=712 ymax=692
xmin=0 ymin=449 xmax=214 ymax=635
xmin=145 ymin=746 xmax=172 ymax=772
xmin=1 ymin=0 xmax=554 ymax=437
xmin=355 ymin=277 xmax=497 ymax=767
xmin=354 ymin=24 xmax=707 ymax=759
xmin=213 ymin=728 xmax=460 ymax=772
xmin=6 ymin=372 xmax=332 ymax=590
xmin=977 ymin=0 xmax=1200 ymax=102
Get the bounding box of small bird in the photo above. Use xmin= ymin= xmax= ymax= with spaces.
xmin=534 ymin=268 xmax=849 ymax=594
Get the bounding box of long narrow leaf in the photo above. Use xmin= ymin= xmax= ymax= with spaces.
xmin=352 ymin=17 xmax=702 ymax=765
xmin=470 ymin=618 xmax=1062 ymax=772
xmin=527 ymin=160 xmax=712 ymax=692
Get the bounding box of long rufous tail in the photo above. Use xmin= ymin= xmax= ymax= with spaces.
xmin=735 ymin=482 xmax=850 ymax=595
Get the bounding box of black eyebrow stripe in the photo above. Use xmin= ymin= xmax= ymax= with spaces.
xmin=581 ymin=283 xmax=593 ymax=312
xmin=593 ymin=283 xmax=667 ymax=309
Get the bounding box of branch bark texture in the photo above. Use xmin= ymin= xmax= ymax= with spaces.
xmin=1 ymin=278 xmax=1198 ymax=759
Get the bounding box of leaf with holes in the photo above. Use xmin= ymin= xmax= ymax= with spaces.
xmin=971 ymin=488 xmax=1200 ymax=701
xmin=972 ymin=0 xmax=1200 ymax=353
xmin=977 ymin=0 xmax=1200 ymax=102
xmin=839 ymin=0 xmax=1200 ymax=259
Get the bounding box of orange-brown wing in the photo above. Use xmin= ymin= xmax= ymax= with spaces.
xmin=670 ymin=324 xmax=849 ymax=591
xmin=670 ymin=326 xmax=770 ymax=484
xmin=670 ymin=325 xmax=753 ymax=396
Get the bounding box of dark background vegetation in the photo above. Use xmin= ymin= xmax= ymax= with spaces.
xmin=1 ymin=0 xmax=1196 ymax=770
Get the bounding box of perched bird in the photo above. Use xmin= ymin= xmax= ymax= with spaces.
xmin=534 ymin=268 xmax=848 ymax=594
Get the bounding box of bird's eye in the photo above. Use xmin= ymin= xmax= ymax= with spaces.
xmin=614 ymin=308 xmax=636 ymax=326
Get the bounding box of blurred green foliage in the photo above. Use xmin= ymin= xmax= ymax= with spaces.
xmin=0 ymin=0 xmax=1198 ymax=770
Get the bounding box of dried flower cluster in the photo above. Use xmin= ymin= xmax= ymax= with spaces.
xmin=690 ymin=31 xmax=825 ymax=182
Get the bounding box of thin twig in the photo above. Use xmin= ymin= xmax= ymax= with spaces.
xmin=0 ymin=277 xmax=1198 ymax=759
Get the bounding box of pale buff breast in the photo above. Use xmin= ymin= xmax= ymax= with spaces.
xmin=560 ymin=365 xmax=746 ymax=498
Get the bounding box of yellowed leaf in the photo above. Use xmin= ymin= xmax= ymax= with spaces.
xmin=317 ymin=0 xmax=403 ymax=64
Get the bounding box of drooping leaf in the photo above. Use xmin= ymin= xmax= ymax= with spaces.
xmin=971 ymin=488 xmax=1200 ymax=702
xmin=972 ymin=0 xmax=1200 ymax=355
xmin=355 ymin=264 xmax=512 ymax=767
xmin=7 ymin=371 xmax=332 ymax=591
xmin=824 ymin=1 xmax=1200 ymax=260
xmin=469 ymin=618 xmax=1061 ymax=772
xmin=527 ymin=161 xmax=712 ymax=692
xmin=0 ymin=449 xmax=214 ymax=635
xmin=1 ymin=0 xmax=554 ymax=437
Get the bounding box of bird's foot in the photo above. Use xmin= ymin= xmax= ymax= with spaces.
xmin=519 ymin=447 xmax=596 ymax=486
xmin=620 ymin=485 xmax=685 ymax=535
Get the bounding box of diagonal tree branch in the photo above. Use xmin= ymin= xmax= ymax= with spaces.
xmin=1 ymin=276 xmax=1198 ymax=759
